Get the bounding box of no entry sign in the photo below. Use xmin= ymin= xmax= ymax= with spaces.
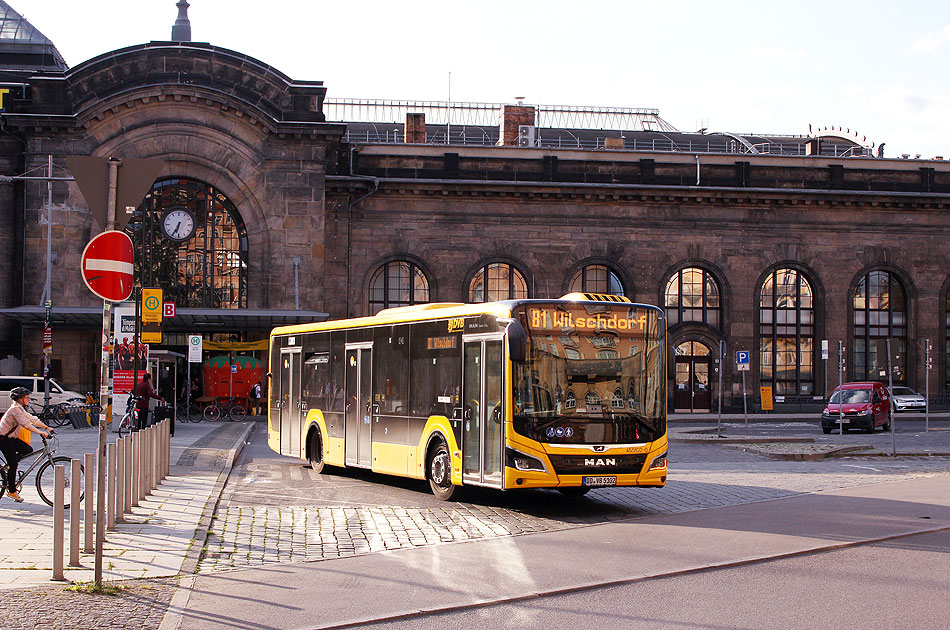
xmin=81 ymin=230 xmax=135 ymax=302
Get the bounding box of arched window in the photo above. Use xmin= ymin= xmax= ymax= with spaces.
xmin=569 ymin=264 xmax=625 ymax=296
xmin=665 ymin=267 xmax=721 ymax=328
xmin=129 ymin=178 xmax=248 ymax=309
xmin=853 ymin=270 xmax=906 ymax=383
xmin=369 ymin=261 xmax=429 ymax=315
xmin=469 ymin=262 xmax=528 ymax=302
xmin=611 ymin=388 xmax=624 ymax=408
xmin=584 ymin=391 xmax=602 ymax=407
xmin=759 ymin=269 xmax=815 ymax=396
xmin=565 ymin=390 xmax=576 ymax=409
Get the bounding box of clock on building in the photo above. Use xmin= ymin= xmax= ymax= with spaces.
xmin=160 ymin=206 xmax=196 ymax=242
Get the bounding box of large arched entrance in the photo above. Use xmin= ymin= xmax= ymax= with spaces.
xmin=674 ymin=340 xmax=711 ymax=412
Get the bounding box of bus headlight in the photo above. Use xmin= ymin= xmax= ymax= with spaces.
xmin=648 ymin=453 xmax=667 ymax=470
xmin=505 ymin=447 xmax=547 ymax=473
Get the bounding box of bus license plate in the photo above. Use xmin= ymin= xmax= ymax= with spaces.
xmin=583 ymin=476 xmax=617 ymax=487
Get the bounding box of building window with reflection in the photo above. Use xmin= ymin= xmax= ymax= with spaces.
xmin=853 ymin=270 xmax=906 ymax=383
xmin=568 ymin=264 xmax=625 ymax=296
xmin=369 ymin=261 xmax=430 ymax=315
xmin=469 ymin=262 xmax=528 ymax=302
xmin=759 ymin=268 xmax=815 ymax=396
xmin=129 ymin=178 xmax=248 ymax=309
xmin=665 ymin=267 xmax=721 ymax=328
xmin=611 ymin=388 xmax=624 ymax=408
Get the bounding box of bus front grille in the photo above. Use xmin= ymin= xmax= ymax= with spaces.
xmin=548 ymin=454 xmax=648 ymax=476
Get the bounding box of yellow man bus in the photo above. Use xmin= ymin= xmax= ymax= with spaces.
xmin=267 ymin=293 xmax=667 ymax=500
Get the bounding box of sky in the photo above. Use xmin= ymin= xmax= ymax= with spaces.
xmin=18 ymin=0 xmax=950 ymax=159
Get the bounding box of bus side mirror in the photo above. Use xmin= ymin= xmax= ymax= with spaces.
xmin=506 ymin=320 xmax=527 ymax=363
xmin=266 ymin=372 xmax=272 ymax=380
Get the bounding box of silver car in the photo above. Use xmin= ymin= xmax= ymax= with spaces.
xmin=888 ymin=386 xmax=927 ymax=412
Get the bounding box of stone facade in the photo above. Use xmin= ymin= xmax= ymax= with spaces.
xmin=1 ymin=41 xmax=948 ymax=411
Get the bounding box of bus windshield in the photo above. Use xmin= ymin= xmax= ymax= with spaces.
xmin=511 ymin=302 xmax=666 ymax=444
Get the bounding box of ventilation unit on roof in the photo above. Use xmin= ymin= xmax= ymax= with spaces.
xmin=518 ymin=125 xmax=536 ymax=147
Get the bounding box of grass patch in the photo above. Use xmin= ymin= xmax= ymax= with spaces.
xmin=65 ymin=580 xmax=126 ymax=596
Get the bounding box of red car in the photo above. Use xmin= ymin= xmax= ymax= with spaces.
xmin=821 ymin=382 xmax=891 ymax=434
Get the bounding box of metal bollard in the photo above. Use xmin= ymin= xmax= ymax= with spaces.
xmin=52 ymin=464 xmax=66 ymax=581
xmin=83 ymin=452 xmax=94 ymax=553
xmin=132 ymin=432 xmax=140 ymax=507
xmin=116 ymin=438 xmax=125 ymax=523
xmin=124 ymin=435 xmax=132 ymax=514
xmin=69 ymin=459 xmax=81 ymax=567
xmin=160 ymin=420 xmax=167 ymax=481
xmin=106 ymin=442 xmax=116 ymax=531
xmin=144 ymin=427 xmax=152 ymax=494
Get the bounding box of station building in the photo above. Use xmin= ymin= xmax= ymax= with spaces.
xmin=0 ymin=1 xmax=948 ymax=412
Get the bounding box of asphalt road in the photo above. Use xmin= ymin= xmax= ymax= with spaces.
xmin=170 ymin=420 xmax=950 ymax=629
xmin=362 ymin=529 xmax=950 ymax=630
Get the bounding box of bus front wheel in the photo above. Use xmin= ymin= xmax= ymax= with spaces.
xmin=427 ymin=441 xmax=456 ymax=501
xmin=308 ymin=429 xmax=325 ymax=474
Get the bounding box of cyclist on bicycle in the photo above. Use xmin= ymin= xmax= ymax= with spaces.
xmin=133 ymin=373 xmax=164 ymax=431
xmin=0 ymin=386 xmax=53 ymax=502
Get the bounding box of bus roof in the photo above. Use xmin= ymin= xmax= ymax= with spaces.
xmin=270 ymin=296 xmax=663 ymax=337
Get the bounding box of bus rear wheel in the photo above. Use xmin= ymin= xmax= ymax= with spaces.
xmin=427 ymin=441 xmax=456 ymax=501
xmin=308 ymin=429 xmax=325 ymax=474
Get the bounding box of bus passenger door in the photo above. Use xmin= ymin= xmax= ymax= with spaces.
xmin=462 ymin=335 xmax=505 ymax=488
xmin=344 ymin=343 xmax=373 ymax=468
xmin=279 ymin=347 xmax=302 ymax=457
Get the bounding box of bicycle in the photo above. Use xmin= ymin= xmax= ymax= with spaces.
xmin=28 ymin=401 xmax=69 ymax=428
xmin=175 ymin=397 xmax=197 ymax=423
xmin=0 ymin=432 xmax=84 ymax=508
xmin=117 ymin=394 xmax=140 ymax=438
xmin=203 ymin=397 xmax=246 ymax=422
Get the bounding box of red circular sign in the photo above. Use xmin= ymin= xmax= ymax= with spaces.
xmin=80 ymin=231 xmax=135 ymax=302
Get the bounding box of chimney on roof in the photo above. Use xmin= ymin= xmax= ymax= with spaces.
xmin=500 ymin=101 xmax=536 ymax=147
xmin=406 ymin=113 xmax=426 ymax=143
xmin=171 ymin=0 xmax=192 ymax=42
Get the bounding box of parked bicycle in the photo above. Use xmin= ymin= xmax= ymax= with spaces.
xmin=203 ymin=397 xmax=246 ymax=422
xmin=0 ymin=432 xmax=84 ymax=508
xmin=117 ymin=394 xmax=140 ymax=438
xmin=28 ymin=401 xmax=69 ymax=428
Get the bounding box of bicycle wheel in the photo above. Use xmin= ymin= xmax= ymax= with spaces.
xmin=203 ymin=405 xmax=221 ymax=422
xmin=228 ymin=404 xmax=247 ymax=422
xmin=50 ymin=406 xmax=69 ymax=428
xmin=35 ymin=456 xmax=84 ymax=508
xmin=118 ymin=413 xmax=132 ymax=438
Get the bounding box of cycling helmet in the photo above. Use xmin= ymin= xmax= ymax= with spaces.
xmin=10 ymin=386 xmax=32 ymax=401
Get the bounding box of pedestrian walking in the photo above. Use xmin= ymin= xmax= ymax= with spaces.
xmin=250 ymin=380 xmax=263 ymax=416
xmin=0 ymin=387 xmax=53 ymax=502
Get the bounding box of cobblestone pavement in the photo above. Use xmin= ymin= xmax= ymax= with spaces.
xmin=198 ymin=422 xmax=950 ymax=572
xmin=0 ymin=578 xmax=176 ymax=630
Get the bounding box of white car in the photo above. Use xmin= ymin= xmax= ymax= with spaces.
xmin=0 ymin=376 xmax=84 ymax=409
xmin=888 ymin=386 xmax=927 ymax=412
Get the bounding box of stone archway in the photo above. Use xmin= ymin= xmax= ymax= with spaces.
xmin=674 ymin=340 xmax=712 ymax=412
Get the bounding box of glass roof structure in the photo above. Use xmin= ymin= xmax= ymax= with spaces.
xmin=0 ymin=0 xmax=67 ymax=71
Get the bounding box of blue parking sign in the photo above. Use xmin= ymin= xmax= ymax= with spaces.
xmin=736 ymin=351 xmax=750 ymax=371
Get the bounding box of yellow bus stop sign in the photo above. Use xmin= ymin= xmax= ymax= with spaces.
xmin=142 ymin=288 xmax=163 ymax=323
